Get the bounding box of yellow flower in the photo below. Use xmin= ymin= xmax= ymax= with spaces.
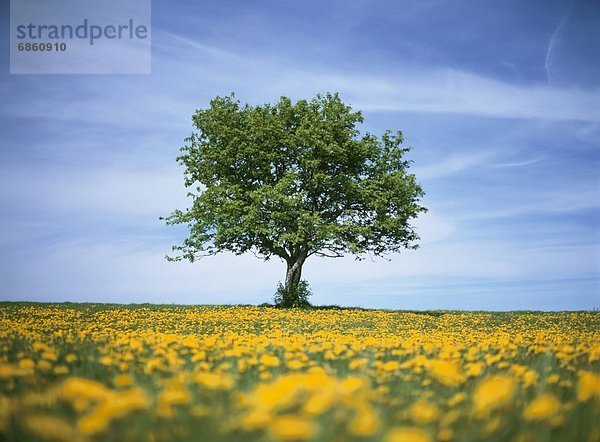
xmin=191 ymin=351 xmax=207 ymax=362
xmin=547 ymin=374 xmax=560 ymax=384
xmin=242 ymin=409 xmax=271 ymax=430
xmin=472 ymin=375 xmax=516 ymax=416
xmin=287 ymin=360 xmax=303 ymax=370
xmin=158 ymin=384 xmax=190 ymax=406
xmin=382 ymin=361 xmax=401 ymax=372
xmin=341 ymin=376 xmax=366 ymax=393
xmin=410 ymin=400 xmax=439 ymax=424
xmin=348 ymin=405 xmax=380 ymax=436
xmin=79 ymin=409 xmax=110 ymax=435
xmin=428 ymin=360 xmax=465 ymax=387
xmin=577 ymin=370 xmax=600 ymax=402
xmin=385 ymin=426 xmax=431 ymax=442
xmin=22 ymin=414 xmax=77 ymax=441
xmin=0 ymin=364 xmax=15 ymax=378
xmin=259 ymin=371 xmax=272 ymax=381
xmin=103 ymin=388 xmax=149 ymax=417
xmin=303 ymin=391 xmax=335 ymax=416
xmin=194 ymin=373 xmax=234 ymax=390
xmin=18 ymin=359 xmax=35 ymax=370
xmin=522 ymin=370 xmax=539 ymax=388
xmin=113 ymin=374 xmax=134 ymax=388
xmin=60 ymin=377 xmax=112 ymax=404
xmin=447 ymin=392 xmax=467 ymax=407
xmin=99 ymin=356 xmax=113 ymax=366
xmin=349 ymin=358 xmax=368 ymax=370
xmin=437 ymin=428 xmax=454 ymax=442
xmin=464 ymin=362 xmax=485 ymax=378
xmin=440 ymin=410 xmax=460 ymax=427
xmin=41 ymin=351 xmax=58 ymax=362
xmin=523 ymin=393 xmax=561 ymax=420
xmin=269 ymin=415 xmax=315 ymax=441
xmin=259 ymin=354 xmax=280 ymax=367
xmin=38 ymin=360 xmax=52 ymax=372
xmin=194 ymin=372 xmax=234 ymax=390
xmin=53 ymin=365 xmax=69 ymax=375
xmin=483 ymin=416 xmax=502 ymax=436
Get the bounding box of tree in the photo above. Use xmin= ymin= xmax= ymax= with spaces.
xmin=163 ymin=93 xmax=427 ymax=306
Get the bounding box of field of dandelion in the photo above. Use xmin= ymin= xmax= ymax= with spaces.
xmin=0 ymin=303 xmax=598 ymax=442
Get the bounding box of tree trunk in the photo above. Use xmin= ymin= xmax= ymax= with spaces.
xmin=280 ymin=249 xmax=308 ymax=306
xmin=284 ymin=259 xmax=303 ymax=294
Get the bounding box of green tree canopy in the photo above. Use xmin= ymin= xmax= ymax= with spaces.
xmin=164 ymin=93 xmax=427 ymax=306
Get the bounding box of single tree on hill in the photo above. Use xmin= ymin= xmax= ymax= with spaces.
xmin=163 ymin=93 xmax=427 ymax=306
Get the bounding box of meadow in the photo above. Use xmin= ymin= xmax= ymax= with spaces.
xmin=0 ymin=303 xmax=598 ymax=442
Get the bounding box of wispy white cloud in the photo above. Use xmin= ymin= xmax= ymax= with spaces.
xmin=490 ymin=157 xmax=544 ymax=169
xmin=545 ymin=7 xmax=572 ymax=84
xmin=3 ymin=31 xmax=600 ymax=128
xmin=411 ymin=151 xmax=494 ymax=180
xmin=457 ymin=187 xmax=600 ymax=221
xmin=0 ymin=163 xmax=189 ymax=226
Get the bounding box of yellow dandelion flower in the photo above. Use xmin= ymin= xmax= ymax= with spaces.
xmin=447 ymin=392 xmax=467 ymax=407
xmin=547 ymin=374 xmax=560 ymax=384
xmin=18 ymin=359 xmax=35 ymax=370
xmin=99 ymin=356 xmax=113 ymax=366
xmin=269 ymin=415 xmax=315 ymax=441
xmin=465 ymin=361 xmax=485 ymax=378
xmin=523 ymin=393 xmax=561 ymax=420
xmin=0 ymin=364 xmax=15 ymax=379
xmin=259 ymin=354 xmax=280 ymax=367
xmin=410 ymin=400 xmax=439 ymax=424
xmin=102 ymin=388 xmax=148 ymax=417
xmin=60 ymin=377 xmax=112 ymax=404
xmin=242 ymin=409 xmax=272 ymax=430
xmin=349 ymin=358 xmax=368 ymax=370
xmin=38 ymin=360 xmax=52 ymax=372
xmin=382 ymin=361 xmax=401 ymax=372
xmin=341 ymin=376 xmax=366 ymax=394
xmin=194 ymin=372 xmax=234 ymax=390
xmin=385 ymin=426 xmax=431 ymax=442
xmin=158 ymin=385 xmax=190 ymax=406
xmin=287 ymin=360 xmax=303 ymax=370
xmin=41 ymin=351 xmax=58 ymax=362
xmin=577 ymin=370 xmax=600 ymax=402
xmin=348 ymin=405 xmax=380 ymax=436
xmin=522 ymin=370 xmax=539 ymax=388
xmin=156 ymin=404 xmax=173 ymax=419
xmin=472 ymin=375 xmax=515 ymax=416
xmin=79 ymin=409 xmax=110 ymax=435
xmin=113 ymin=374 xmax=134 ymax=388
xmin=428 ymin=360 xmax=465 ymax=387
xmin=53 ymin=365 xmax=69 ymax=375
xmin=303 ymin=391 xmax=335 ymax=416
xmin=259 ymin=371 xmax=272 ymax=381
xmin=437 ymin=428 xmax=454 ymax=442
xmin=22 ymin=414 xmax=77 ymax=442
xmin=440 ymin=410 xmax=460 ymax=427
xmin=483 ymin=416 xmax=502 ymax=436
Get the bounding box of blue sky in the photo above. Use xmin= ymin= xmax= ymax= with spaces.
xmin=0 ymin=0 xmax=599 ymax=310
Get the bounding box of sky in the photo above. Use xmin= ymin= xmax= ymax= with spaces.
xmin=0 ymin=0 xmax=599 ymax=310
